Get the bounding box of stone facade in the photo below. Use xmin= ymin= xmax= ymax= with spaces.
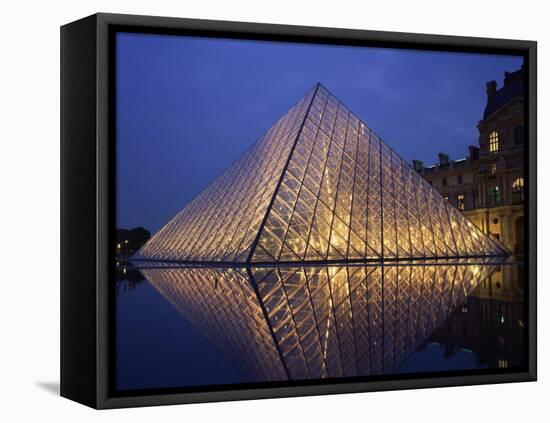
xmin=413 ymin=65 xmax=525 ymax=253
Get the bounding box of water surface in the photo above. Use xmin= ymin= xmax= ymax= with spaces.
xmin=115 ymin=261 xmax=524 ymax=391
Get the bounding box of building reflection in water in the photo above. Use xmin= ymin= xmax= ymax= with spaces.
xmin=125 ymin=260 xmax=521 ymax=383
xmin=423 ymin=264 xmax=524 ymax=370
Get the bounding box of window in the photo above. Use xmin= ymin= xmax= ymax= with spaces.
xmin=491 ymin=163 xmax=497 ymax=174
xmin=442 ymin=177 xmax=447 ymax=187
xmin=489 ymin=131 xmax=499 ymax=153
xmin=512 ymin=177 xmax=524 ymax=204
xmin=514 ymin=125 xmax=524 ymax=145
xmin=457 ymin=174 xmax=463 ymax=184
xmin=489 ymin=186 xmax=500 ymax=207
xmin=457 ymin=193 xmax=465 ymax=211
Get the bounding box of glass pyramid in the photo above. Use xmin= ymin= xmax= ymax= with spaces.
xmin=134 ymin=83 xmax=509 ymax=264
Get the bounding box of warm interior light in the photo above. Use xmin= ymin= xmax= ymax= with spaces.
xmin=489 ymin=131 xmax=499 ymax=153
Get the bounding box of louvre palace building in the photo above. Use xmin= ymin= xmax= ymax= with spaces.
xmin=413 ymin=65 xmax=525 ymax=255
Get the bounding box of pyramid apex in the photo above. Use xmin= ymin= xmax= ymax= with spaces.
xmin=311 ymin=82 xmax=327 ymax=97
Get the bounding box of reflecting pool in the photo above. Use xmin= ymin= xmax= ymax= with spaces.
xmin=115 ymin=260 xmax=524 ymax=391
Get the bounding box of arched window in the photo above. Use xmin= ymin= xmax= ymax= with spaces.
xmin=489 ymin=131 xmax=499 ymax=153
xmin=514 ymin=125 xmax=524 ymax=145
xmin=489 ymin=186 xmax=500 ymax=207
xmin=512 ymin=177 xmax=524 ymax=204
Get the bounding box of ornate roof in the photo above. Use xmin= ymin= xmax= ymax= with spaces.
xmin=483 ymin=66 xmax=524 ymax=120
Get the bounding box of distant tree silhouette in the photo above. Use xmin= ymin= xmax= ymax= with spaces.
xmin=116 ymin=227 xmax=151 ymax=256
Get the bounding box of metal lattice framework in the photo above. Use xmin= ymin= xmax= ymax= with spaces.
xmin=135 ymin=84 xmax=509 ymax=264
xmin=140 ymin=262 xmax=497 ymax=381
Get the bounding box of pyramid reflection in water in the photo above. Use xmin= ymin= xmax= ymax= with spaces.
xmin=140 ymin=262 xmax=497 ymax=382
xmin=135 ymin=84 xmax=509 ymax=264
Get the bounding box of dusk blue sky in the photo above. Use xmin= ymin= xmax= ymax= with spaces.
xmin=116 ymin=32 xmax=523 ymax=233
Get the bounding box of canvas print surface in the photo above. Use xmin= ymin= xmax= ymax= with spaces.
xmin=115 ymin=32 xmax=526 ymax=393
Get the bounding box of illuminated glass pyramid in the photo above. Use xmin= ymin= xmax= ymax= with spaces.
xmin=135 ymin=83 xmax=509 ymax=264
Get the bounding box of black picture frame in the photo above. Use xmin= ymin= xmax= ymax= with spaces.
xmin=60 ymin=12 xmax=537 ymax=409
